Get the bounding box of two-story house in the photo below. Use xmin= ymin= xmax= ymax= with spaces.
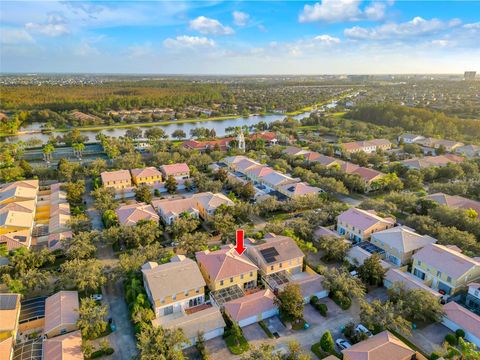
xmin=0 ymin=293 xmax=21 ymax=360
xmin=337 ymin=208 xmax=395 ymax=243
xmin=370 ymin=226 xmax=437 ymax=266
xmin=100 ymin=170 xmax=132 ymax=190
xmin=159 ymin=163 xmax=190 ymax=183
xmin=130 ymin=167 xmax=163 ymax=187
xmin=196 ymin=245 xmax=258 ymax=292
xmin=339 ymin=139 xmax=392 ymax=156
xmin=411 ymin=244 xmax=480 ymax=296
xmin=115 ymin=202 xmax=160 ymax=226
xmin=142 ymin=255 xmax=206 ymax=318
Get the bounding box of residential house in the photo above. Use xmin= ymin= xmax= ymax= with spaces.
xmin=247 ymin=234 xmax=327 ymax=301
xmin=0 ymin=180 xmax=39 ymax=205
xmin=425 ymin=193 xmax=480 ymax=219
xmin=153 ymin=192 xmax=233 ymax=225
xmin=411 ymin=244 xmax=480 ymax=296
xmin=249 ymin=132 xmax=277 ymax=145
xmin=384 ymin=268 xmax=442 ymax=298
xmin=100 ymin=170 xmax=132 ymax=190
xmin=182 ymin=138 xmax=233 ymax=151
xmin=370 ymin=226 xmax=437 ymax=266
xmin=0 ymin=293 xmax=21 ymax=360
xmin=282 ymin=147 xmax=310 ymax=157
xmin=398 ymin=134 xmax=425 ymax=144
xmin=223 ymin=289 xmax=278 ymax=328
xmin=416 ymin=138 xmax=464 ymax=152
xmin=115 ymin=202 xmax=159 ymax=226
xmin=44 ymin=291 xmax=79 ymax=339
xmin=308 ymin=154 xmax=345 ymax=167
xmin=455 ymin=144 xmax=480 ymax=158
xmin=342 ymin=330 xmax=427 ymax=360
xmin=278 ymin=182 xmax=322 ymax=198
xmin=43 ymin=330 xmax=84 ymax=360
xmin=337 ymin=208 xmax=395 ymax=243
xmin=346 ymin=246 xmax=392 ymax=270
xmin=142 ymin=256 xmax=206 ymax=318
xmin=400 ymin=154 xmax=464 ymax=170
xmin=339 ymin=139 xmax=392 ymax=156
xmin=130 ymin=167 xmax=163 ymax=187
xmin=338 ymin=163 xmax=386 ymax=191
xmin=159 ymin=163 xmax=190 ymax=182
xmin=442 ymin=302 xmax=480 ymax=347
xmin=196 ymin=244 xmax=259 ymax=292
xmin=47 ymin=231 xmax=73 ymax=252
xmin=143 ymin=256 xmax=225 ymax=346
xmin=258 ymin=171 xmax=298 ymax=193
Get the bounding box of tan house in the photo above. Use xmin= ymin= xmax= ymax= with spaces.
xmin=153 ymin=192 xmax=233 ymax=225
xmin=442 ymin=302 xmax=480 ymax=347
xmin=115 ymin=202 xmax=159 ymax=226
xmin=337 ymin=208 xmax=395 ymax=243
xmin=44 ymin=291 xmax=79 ymax=338
xmin=278 ymin=182 xmax=322 ymax=198
xmin=196 ymin=245 xmax=258 ymax=291
xmin=400 ymin=154 xmax=464 ymax=170
xmin=159 ymin=163 xmax=190 ymax=182
xmin=43 ymin=330 xmax=84 ymax=360
xmin=339 ymin=139 xmax=392 ymax=155
xmin=130 ymin=167 xmax=163 ymax=187
xmin=384 ymin=268 xmax=442 ymax=298
xmin=342 ymin=331 xmax=426 ymax=360
xmin=0 ymin=293 xmax=21 ymax=360
xmin=101 ymin=170 xmax=132 ymax=190
xmin=411 ymin=244 xmax=480 ymax=296
xmin=370 ymin=226 xmax=437 ymax=266
xmin=142 ymin=255 xmax=206 ymax=318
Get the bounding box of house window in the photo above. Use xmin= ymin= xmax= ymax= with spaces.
xmin=230 ymin=277 xmax=233 ymax=283
xmin=417 ymin=260 xmax=422 ymax=266
xmin=250 ymin=272 xmax=253 ymax=277
xmin=184 ymin=291 xmax=189 ymax=296
xmin=164 ymin=306 xmax=173 ymax=316
xmin=172 ymin=295 xmax=176 ymax=300
xmin=240 ymin=274 xmax=244 ymax=280
xmin=437 ymin=271 xmax=442 ymax=277
xmin=447 ymin=276 xmax=452 ymax=283
xmin=220 ymin=280 xmax=224 ymax=286
xmin=196 ymin=288 xmax=200 ymax=293
xmin=279 ymin=263 xmax=283 ymax=268
xmin=270 ymin=265 xmax=274 ymax=271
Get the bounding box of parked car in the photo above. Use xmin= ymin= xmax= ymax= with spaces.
xmin=355 ymin=324 xmax=373 ymax=337
xmin=335 ymin=338 xmax=352 ymax=350
xmin=91 ymin=294 xmax=103 ymax=301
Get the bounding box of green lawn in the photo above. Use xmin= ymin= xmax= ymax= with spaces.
xmin=225 ymin=334 xmax=249 ymax=355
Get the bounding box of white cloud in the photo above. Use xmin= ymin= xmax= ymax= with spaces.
xmin=314 ymin=34 xmax=341 ymax=44
xmin=257 ymin=24 xmax=268 ymax=33
xmin=344 ymin=17 xmax=461 ymax=40
xmin=299 ymin=0 xmax=391 ymax=23
xmin=232 ymin=11 xmax=250 ymax=27
xmin=0 ymin=27 xmax=34 ymax=44
xmin=163 ymin=35 xmax=216 ymax=49
xmin=25 ymin=13 xmax=70 ymax=37
xmin=464 ymin=22 xmax=480 ymax=29
xmin=189 ymin=16 xmax=234 ymax=35
xmin=431 ymin=39 xmax=451 ymax=48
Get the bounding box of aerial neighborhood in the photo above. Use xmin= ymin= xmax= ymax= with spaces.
xmin=1 ymin=74 xmax=480 ymax=360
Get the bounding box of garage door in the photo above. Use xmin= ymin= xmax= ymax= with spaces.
xmin=238 ymin=308 xmax=279 ymax=327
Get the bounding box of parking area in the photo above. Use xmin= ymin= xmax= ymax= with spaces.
xmin=243 ymin=323 xmax=269 ymax=342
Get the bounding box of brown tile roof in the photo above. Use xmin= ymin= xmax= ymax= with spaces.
xmin=426 ymin=193 xmax=480 ymax=219
xmin=338 ymin=208 xmax=395 ymax=231
xmin=342 ymin=331 xmax=416 ymax=360
xmin=196 ymin=245 xmax=258 ymax=282
xmin=248 ymin=234 xmax=305 ymax=267
xmin=224 ymin=289 xmax=276 ymax=322
xmin=44 ymin=291 xmax=79 ymax=336
xmin=279 ymin=182 xmax=321 ymax=196
xmin=100 ymin=169 xmax=131 ymax=183
xmin=130 ymin=167 xmax=162 ymax=179
xmin=385 ymin=268 xmax=442 ymax=297
xmin=115 ymin=202 xmax=159 ymax=226
xmin=160 ymin=163 xmax=190 ymax=176
xmin=443 ymin=302 xmax=480 ymax=340
xmin=43 ymin=330 xmax=83 ymax=360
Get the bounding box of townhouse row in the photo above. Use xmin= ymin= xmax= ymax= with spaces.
xmin=141 ymin=233 xmax=327 ymax=347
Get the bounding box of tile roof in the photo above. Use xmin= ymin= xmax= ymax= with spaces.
xmin=385 ymin=268 xmax=442 ymax=297
xmin=282 ymin=147 xmax=310 ymax=156
xmin=314 ymin=226 xmax=341 ymax=239
xmin=443 ymin=302 xmax=480 ymax=340
xmin=196 ymin=245 xmax=258 ymax=282
xmin=248 ymin=234 xmax=305 ymax=267
xmin=279 ymin=182 xmax=321 ymax=196
xmin=142 ymin=256 xmax=206 ymax=302
xmin=192 ymin=192 xmax=234 ymax=212
xmin=0 ymin=210 xmax=34 ymax=229
xmin=249 ymin=132 xmax=277 ymax=141
xmin=426 ymin=193 xmax=480 ymax=218
xmin=245 ymin=165 xmax=274 ymax=178
xmin=341 ymin=139 xmax=392 ymax=152
xmin=152 ymin=197 xmax=198 ymax=218
xmin=224 ymin=289 xmax=276 ymax=322
xmin=347 ymin=246 xmax=392 ymax=269
xmin=43 ymin=330 xmax=83 ymax=360
xmin=413 ymin=244 xmax=480 ymax=279
xmin=160 ymin=163 xmax=190 ymax=176
xmin=342 ymin=331 xmax=416 ymax=360
xmin=371 ymin=226 xmax=437 ymax=253
xmin=130 ymin=167 xmax=162 ymax=179
xmin=100 ymin=169 xmax=131 ymax=184
xmin=0 ymin=293 xmax=21 ymax=331
xmin=44 ymin=291 xmax=79 ymax=336
xmin=160 ymin=306 xmax=225 ymax=340
xmin=0 ymin=230 xmax=32 ymax=251
xmin=338 ymin=208 xmax=395 ymax=231
xmin=259 ymin=171 xmax=295 ymax=187
xmin=0 ymin=200 xmax=36 ymax=214
xmin=401 ymin=154 xmax=464 ymax=169
xmin=310 ymin=154 xmax=342 ymax=166
xmin=234 ymin=159 xmax=262 ymax=173
xmin=349 ymin=167 xmax=384 ymax=183
xmin=115 ymin=202 xmax=159 ymax=226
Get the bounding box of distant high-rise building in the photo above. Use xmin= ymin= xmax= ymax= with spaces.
xmin=464 ymin=71 xmax=476 ymax=80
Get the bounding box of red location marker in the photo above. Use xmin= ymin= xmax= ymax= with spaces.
xmin=234 ymin=229 xmax=246 ymax=256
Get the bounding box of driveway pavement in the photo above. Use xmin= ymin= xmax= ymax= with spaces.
xmin=405 ymin=322 xmax=453 ymax=355
xmin=205 ymin=337 xmax=238 ymax=360
xmin=243 ymin=323 xmax=269 ymax=342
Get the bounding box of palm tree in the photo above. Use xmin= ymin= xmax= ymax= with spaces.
xmin=72 ymin=142 xmax=85 ymax=160
xmin=42 ymin=143 xmax=55 ymax=163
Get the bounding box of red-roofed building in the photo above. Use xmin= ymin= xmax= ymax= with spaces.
xmin=159 ymin=163 xmax=190 ymax=182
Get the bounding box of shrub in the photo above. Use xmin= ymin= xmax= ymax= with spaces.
xmin=310 ymin=296 xmax=319 ymax=306
xmin=430 ymin=352 xmax=441 ymax=360
xmin=320 ymin=331 xmax=334 ymax=353
xmin=455 ymin=329 xmax=465 ymax=339
xmin=104 ymin=348 xmax=114 ymax=355
xmin=317 ymin=303 xmax=328 ymax=317
xmin=444 ymin=333 xmax=457 ymax=346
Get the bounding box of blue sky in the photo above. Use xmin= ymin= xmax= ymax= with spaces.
xmin=1 ymin=0 xmax=479 ymax=74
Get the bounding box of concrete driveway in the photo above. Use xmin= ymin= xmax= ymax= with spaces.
xmin=243 ymin=323 xmax=269 ymax=342
xmin=405 ymin=322 xmax=453 ymax=355
xmin=205 ymin=337 xmax=238 ymax=360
